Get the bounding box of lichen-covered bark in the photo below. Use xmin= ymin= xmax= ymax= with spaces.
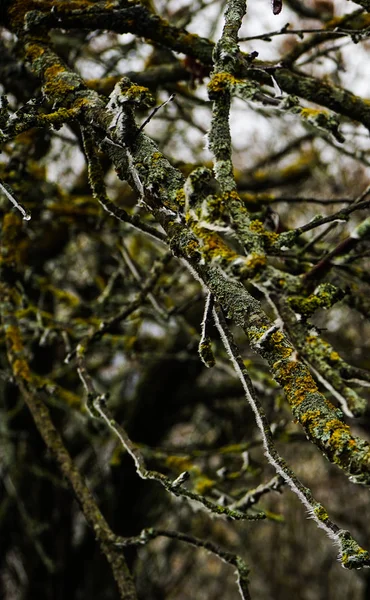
xmin=5 ymin=0 xmax=370 ymax=499
xmin=2 ymin=0 xmax=370 ymax=597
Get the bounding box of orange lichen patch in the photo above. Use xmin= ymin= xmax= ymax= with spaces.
xmin=270 ymin=330 xmax=293 ymax=359
xmin=43 ymin=64 xmax=74 ymax=97
xmin=306 ymin=335 xmax=341 ymax=362
xmin=245 ymin=253 xmax=266 ymax=270
xmin=270 ymin=330 xmax=284 ymax=345
xmin=204 ymin=235 xmax=235 ymax=259
xmin=274 ymin=358 xmax=300 ymax=385
xmin=306 ymin=335 xmax=319 ymax=345
xmin=249 ymin=220 xmax=265 ymax=233
xmin=300 ymin=409 xmax=322 ymax=428
xmin=184 ymin=238 xmax=201 ymax=260
xmin=207 ymin=72 xmax=236 ymax=95
xmin=115 ymin=80 xmax=154 ymax=106
xmin=25 ymin=42 xmax=45 ymax=62
xmin=4 ymin=324 xmax=24 ymax=353
xmin=225 ymin=189 xmax=241 ymax=202
xmin=292 ymin=378 xmax=319 ymax=407
xmin=12 ymin=358 xmax=32 ymax=381
xmin=275 ymin=360 xmax=319 ymax=410
xmin=249 ymin=219 xmax=279 ymax=246
xmin=330 ymin=431 xmax=358 ymax=458
xmin=194 ymin=226 xmax=238 ymax=262
xmin=323 ymin=418 xmax=351 ymax=440
xmin=150 ymin=152 xmax=163 ymax=164
xmin=72 ymin=97 xmax=90 ymax=110
xmin=44 ymin=64 xmax=66 ymax=79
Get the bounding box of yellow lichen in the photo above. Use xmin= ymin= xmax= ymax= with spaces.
xmin=248 ymin=219 xmax=279 ymax=246
xmin=194 ymin=475 xmax=216 ymax=494
xmin=271 ymin=330 xmax=284 ymax=344
xmin=313 ymin=505 xmax=329 ymax=522
xmin=165 ymin=455 xmax=194 ymax=473
xmin=12 ymin=358 xmax=32 ymax=381
xmin=208 ymin=72 xmax=236 ymax=94
xmin=300 ymin=409 xmax=321 ymax=428
xmin=323 ymin=420 xmax=351 ymax=449
xmin=300 ymin=108 xmax=325 ymax=119
xmin=25 ymin=42 xmax=45 ymax=62
xmin=43 ymin=64 xmax=76 ymax=98
xmin=245 ymin=253 xmax=266 ymax=270
xmin=4 ymin=324 xmax=24 ymax=353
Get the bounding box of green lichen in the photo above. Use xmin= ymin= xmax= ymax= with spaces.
xmin=288 ymin=283 xmax=342 ymax=318
xmin=313 ymin=504 xmax=329 ymax=523
xmin=115 ymin=79 xmax=155 ymax=108
xmin=249 ymin=219 xmax=279 ymax=249
xmin=339 ymin=530 xmax=370 ymax=569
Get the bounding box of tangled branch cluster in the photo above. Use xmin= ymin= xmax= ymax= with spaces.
xmin=1 ymin=1 xmax=370 ymax=599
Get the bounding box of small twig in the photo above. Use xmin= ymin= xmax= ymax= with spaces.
xmin=239 ymin=25 xmax=349 ymax=42
xmin=3 ymin=475 xmax=55 ymax=573
xmin=114 ymin=527 xmax=252 ymax=600
xmin=76 ymin=346 xmax=264 ymax=522
xmin=118 ymin=242 xmax=168 ymax=319
xmin=136 ymin=93 xmax=176 ymax=136
xmin=285 ymin=196 xmax=370 ymax=241
xmin=66 ymin=252 xmax=171 ymax=363
xmin=303 ymin=184 xmax=370 ymax=280
xmin=81 ymin=126 xmax=166 ymax=243
xmin=212 ymin=305 xmax=370 ymax=568
xmin=198 ymin=292 xmax=216 ymax=367
xmin=0 ymin=283 xmax=137 ymax=599
xmin=230 ymin=475 xmax=285 ymax=511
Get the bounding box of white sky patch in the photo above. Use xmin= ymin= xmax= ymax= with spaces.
xmin=139 ymin=320 xmax=168 ymax=340
xmin=45 ymin=126 xmax=85 ymax=188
